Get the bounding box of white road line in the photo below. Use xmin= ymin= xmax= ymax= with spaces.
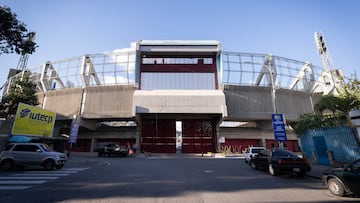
xmin=0 ymin=167 xmax=90 ymax=191
xmin=60 ymin=167 xmax=90 ymax=171
xmin=0 ymin=177 xmax=59 ymax=180
xmin=0 ymin=180 xmax=46 ymax=184
xmin=23 ymin=170 xmax=78 ymax=174
xmin=11 ymin=173 xmax=69 ymax=176
xmin=0 ymin=186 xmax=32 ymax=190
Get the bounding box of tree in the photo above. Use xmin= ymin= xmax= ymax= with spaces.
xmin=0 ymin=5 xmax=37 ymax=55
xmin=295 ymin=74 xmax=360 ymax=135
xmin=314 ymin=95 xmax=341 ymax=115
xmin=0 ymin=72 xmax=38 ymax=118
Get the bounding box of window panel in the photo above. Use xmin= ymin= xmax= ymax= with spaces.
xmin=141 ymin=73 xmax=215 ymax=90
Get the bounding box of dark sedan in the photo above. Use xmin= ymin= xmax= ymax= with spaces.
xmin=323 ymin=159 xmax=360 ymax=197
xmin=249 ymin=149 xmax=311 ymax=177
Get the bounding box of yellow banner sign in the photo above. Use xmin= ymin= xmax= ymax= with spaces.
xmin=12 ymin=103 xmax=56 ymax=137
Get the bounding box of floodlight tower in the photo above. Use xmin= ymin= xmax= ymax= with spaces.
xmin=0 ymin=32 xmax=36 ymax=95
xmin=16 ymin=32 xmax=36 ymax=71
xmin=314 ymin=31 xmax=336 ymax=93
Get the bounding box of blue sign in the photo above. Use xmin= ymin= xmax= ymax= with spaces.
xmin=272 ymin=114 xmax=287 ymax=141
xmin=69 ymin=119 xmax=79 ymax=143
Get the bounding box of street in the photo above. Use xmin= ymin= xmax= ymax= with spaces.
xmin=0 ymin=153 xmax=359 ymax=203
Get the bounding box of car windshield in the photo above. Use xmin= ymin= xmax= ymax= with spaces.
xmin=272 ymin=150 xmax=298 ymax=157
xmin=40 ymin=144 xmax=55 ymax=152
xmin=252 ymin=148 xmax=263 ymax=153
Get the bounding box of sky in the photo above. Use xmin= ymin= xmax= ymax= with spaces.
xmin=1 ymin=0 xmax=359 ymax=89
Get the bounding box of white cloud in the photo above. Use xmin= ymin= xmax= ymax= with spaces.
xmin=109 ymin=42 xmax=136 ymax=74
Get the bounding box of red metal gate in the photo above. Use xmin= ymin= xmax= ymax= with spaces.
xmin=182 ymin=119 xmax=216 ymax=153
xmin=141 ymin=119 xmax=176 ymax=153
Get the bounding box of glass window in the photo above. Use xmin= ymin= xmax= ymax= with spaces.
xmin=141 ymin=72 xmax=216 ymax=90
xmin=13 ymin=145 xmax=40 ymax=152
xmin=5 ymin=144 xmax=14 ymax=151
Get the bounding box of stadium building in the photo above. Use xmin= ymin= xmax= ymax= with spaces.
xmin=1 ymin=40 xmax=342 ymax=154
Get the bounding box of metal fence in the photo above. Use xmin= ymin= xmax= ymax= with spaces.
xmin=300 ymin=126 xmax=360 ymax=165
xmin=3 ymin=50 xmax=335 ymax=95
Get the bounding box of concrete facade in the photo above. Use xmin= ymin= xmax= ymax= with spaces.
xmin=29 ymin=83 xmax=319 ymax=153
xmin=1 ymin=40 xmax=333 ymax=153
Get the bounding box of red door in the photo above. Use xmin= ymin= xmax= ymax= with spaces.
xmin=182 ymin=119 xmax=216 ymax=153
xmin=141 ymin=119 xmax=176 ymax=153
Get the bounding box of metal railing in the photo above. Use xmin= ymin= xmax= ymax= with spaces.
xmin=2 ymin=51 xmax=337 ymax=95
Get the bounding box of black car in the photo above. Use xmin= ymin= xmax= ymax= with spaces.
xmin=93 ymin=142 xmax=129 ymax=157
xmin=249 ymin=149 xmax=311 ymax=177
xmin=323 ymin=159 xmax=360 ymax=197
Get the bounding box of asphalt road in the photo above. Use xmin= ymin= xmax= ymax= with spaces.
xmin=0 ymin=154 xmax=359 ymax=203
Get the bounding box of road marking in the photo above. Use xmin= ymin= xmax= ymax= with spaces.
xmin=0 ymin=186 xmax=32 ymax=190
xmin=11 ymin=173 xmax=69 ymax=176
xmin=0 ymin=177 xmax=59 ymax=180
xmin=23 ymin=170 xmax=78 ymax=174
xmin=0 ymin=167 xmax=90 ymax=191
xmin=203 ymin=170 xmax=213 ymax=173
xmin=0 ymin=180 xmax=46 ymax=184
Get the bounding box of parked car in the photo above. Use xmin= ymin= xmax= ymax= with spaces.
xmin=0 ymin=143 xmax=67 ymax=171
xmin=249 ymin=149 xmax=311 ymax=177
xmin=93 ymin=142 xmax=129 ymax=157
xmin=244 ymin=146 xmax=265 ymax=163
xmin=323 ymin=159 xmax=360 ymax=197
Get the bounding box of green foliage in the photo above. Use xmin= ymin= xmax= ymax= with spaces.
xmin=0 ymin=73 xmax=38 ymax=117
xmin=314 ymin=95 xmax=341 ymax=114
xmin=295 ymin=75 xmax=360 ymax=136
xmin=294 ymin=113 xmax=348 ymax=136
xmin=0 ymin=5 xmax=37 ymax=54
xmin=337 ymin=78 xmax=360 ymax=111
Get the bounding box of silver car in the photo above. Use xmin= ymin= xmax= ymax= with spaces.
xmin=244 ymin=146 xmax=265 ymax=163
xmin=0 ymin=143 xmax=67 ymax=171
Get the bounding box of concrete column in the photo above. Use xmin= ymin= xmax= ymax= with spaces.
xmin=135 ymin=127 xmax=141 ymax=154
xmin=90 ymin=135 xmax=95 ymax=152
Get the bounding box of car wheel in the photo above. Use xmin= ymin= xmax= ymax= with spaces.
xmin=43 ymin=159 xmax=55 ymax=171
xmin=55 ymin=164 xmax=64 ymax=169
xmin=327 ymin=178 xmax=345 ymax=197
xmin=0 ymin=159 xmax=14 ymax=171
xmin=268 ymin=164 xmax=277 ymax=176
xmin=98 ymin=152 xmax=102 ymax=157
xmin=250 ymin=161 xmax=258 ymax=169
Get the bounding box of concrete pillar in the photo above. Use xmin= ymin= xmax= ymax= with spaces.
xmin=135 ymin=127 xmax=141 ymax=154
xmin=260 ymin=138 xmax=266 ymax=147
xmin=90 ymin=136 xmax=95 ymax=152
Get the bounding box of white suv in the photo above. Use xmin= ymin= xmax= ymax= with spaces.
xmin=0 ymin=143 xmax=67 ymax=171
xmin=244 ymin=146 xmax=265 ymax=163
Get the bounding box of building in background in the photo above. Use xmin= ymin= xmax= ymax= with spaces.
xmin=1 ymin=40 xmax=343 ymax=154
